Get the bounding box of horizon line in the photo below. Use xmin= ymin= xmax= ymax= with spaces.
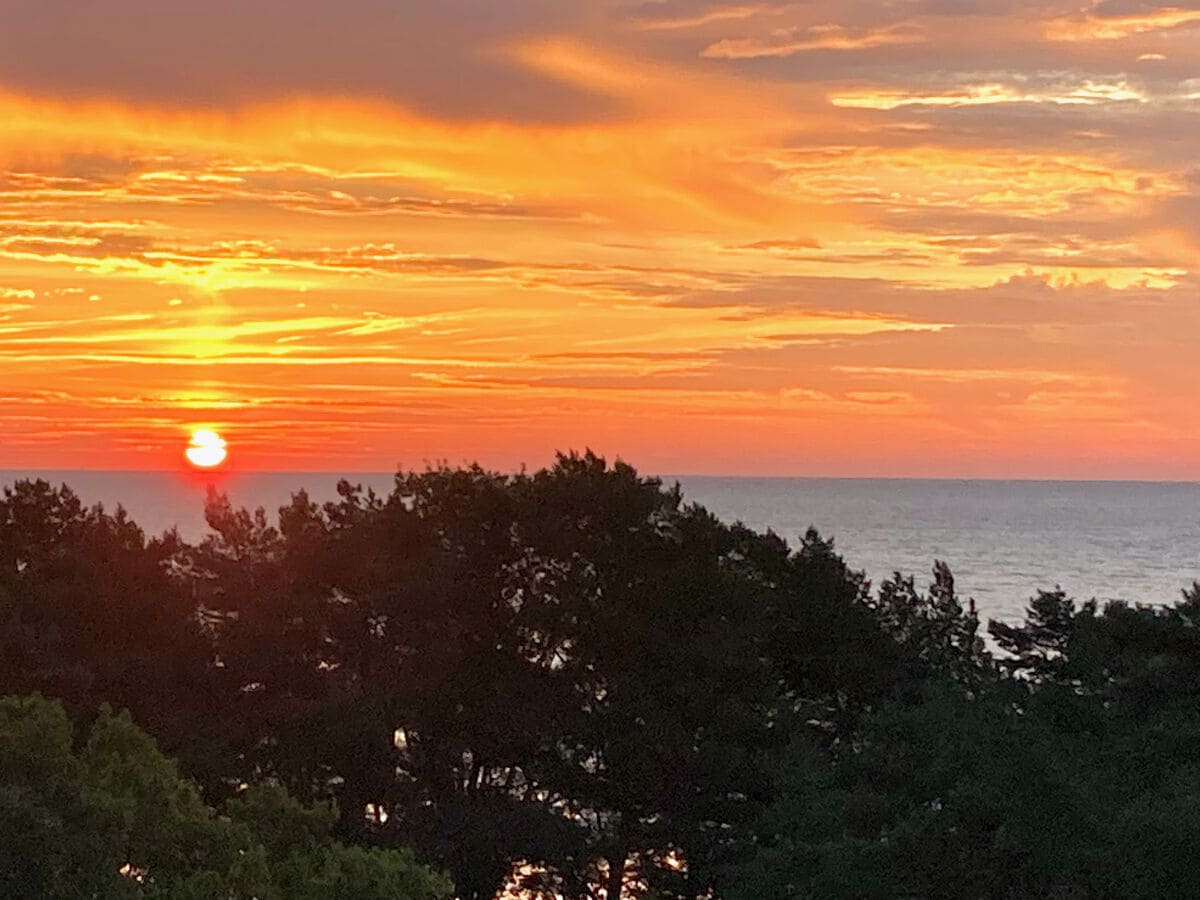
xmin=3 ymin=467 xmax=1200 ymax=487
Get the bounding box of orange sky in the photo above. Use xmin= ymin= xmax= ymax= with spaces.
xmin=1 ymin=1 xmax=1198 ymax=477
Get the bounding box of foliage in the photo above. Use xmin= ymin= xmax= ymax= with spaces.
xmin=5 ymin=455 xmax=1200 ymax=898
xmin=725 ymin=582 xmax=1200 ymax=900
xmin=0 ymin=481 xmax=211 ymax=750
xmin=0 ymin=694 xmax=451 ymax=899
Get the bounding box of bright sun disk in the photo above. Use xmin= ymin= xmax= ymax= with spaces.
xmin=186 ymin=428 xmax=228 ymax=468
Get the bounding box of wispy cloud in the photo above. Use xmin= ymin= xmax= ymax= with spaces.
xmin=1047 ymin=5 xmax=1200 ymax=40
xmin=830 ymin=79 xmax=1149 ymax=108
xmin=627 ymin=2 xmax=782 ymax=31
xmin=702 ymin=23 xmax=926 ymax=58
xmin=0 ymin=0 xmax=1195 ymax=474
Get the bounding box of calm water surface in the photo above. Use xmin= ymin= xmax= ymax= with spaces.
xmin=5 ymin=470 xmax=1200 ymax=624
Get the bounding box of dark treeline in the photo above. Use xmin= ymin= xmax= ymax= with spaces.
xmin=3 ymin=452 xmax=1200 ymax=898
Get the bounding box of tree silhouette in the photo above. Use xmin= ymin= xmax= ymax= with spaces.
xmin=0 ymin=693 xmax=451 ymax=899
xmin=0 ymin=481 xmax=211 ymax=751
xmin=6 ymin=459 xmax=1200 ymax=898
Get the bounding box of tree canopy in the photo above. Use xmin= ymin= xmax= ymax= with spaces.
xmin=3 ymin=454 xmax=1199 ymax=898
xmin=0 ymin=693 xmax=451 ymax=899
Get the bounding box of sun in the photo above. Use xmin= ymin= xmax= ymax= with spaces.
xmin=186 ymin=428 xmax=228 ymax=469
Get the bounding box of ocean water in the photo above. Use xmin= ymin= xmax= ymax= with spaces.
xmin=4 ymin=470 xmax=1200 ymax=625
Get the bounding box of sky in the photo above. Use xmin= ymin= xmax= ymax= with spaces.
xmin=1 ymin=0 xmax=1198 ymax=477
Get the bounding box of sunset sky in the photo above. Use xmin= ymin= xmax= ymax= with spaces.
xmin=1 ymin=0 xmax=1198 ymax=476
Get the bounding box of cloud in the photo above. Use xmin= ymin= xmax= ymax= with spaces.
xmin=702 ymin=23 xmax=926 ymax=57
xmin=830 ymin=78 xmax=1149 ymax=108
xmin=1047 ymin=4 xmax=1200 ymax=40
xmin=0 ymin=0 xmax=1197 ymax=473
xmin=626 ymin=1 xmax=782 ymax=30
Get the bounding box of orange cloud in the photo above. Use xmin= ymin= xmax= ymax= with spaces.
xmin=1047 ymin=6 xmax=1200 ymax=41
xmin=627 ymin=3 xmax=780 ymax=31
xmin=0 ymin=0 xmax=1197 ymax=476
xmin=702 ymin=23 xmax=926 ymax=58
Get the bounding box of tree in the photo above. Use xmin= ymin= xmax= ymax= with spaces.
xmin=506 ymin=455 xmax=782 ymax=898
xmin=0 ymin=481 xmax=211 ymax=750
xmin=0 ymin=693 xmax=451 ymax=899
xmin=178 ymin=453 xmax=1007 ymax=898
xmin=182 ymin=453 xmax=794 ymax=898
xmin=990 ymin=586 xmax=1200 ymax=704
xmin=871 ymin=562 xmax=990 ymax=688
xmin=20 ymin=457 xmax=1200 ymax=898
xmin=725 ymin=583 xmax=1200 ymax=900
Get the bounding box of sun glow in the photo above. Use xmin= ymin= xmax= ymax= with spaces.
xmin=0 ymin=0 xmax=1197 ymax=479
xmin=185 ymin=429 xmax=228 ymax=468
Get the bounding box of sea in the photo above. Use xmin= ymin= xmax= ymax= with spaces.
xmin=4 ymin=470 xmax=1200 ymax=626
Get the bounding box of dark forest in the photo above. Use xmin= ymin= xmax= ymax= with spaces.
xmin=5 ymin=453 xmax=1200 ymax=899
